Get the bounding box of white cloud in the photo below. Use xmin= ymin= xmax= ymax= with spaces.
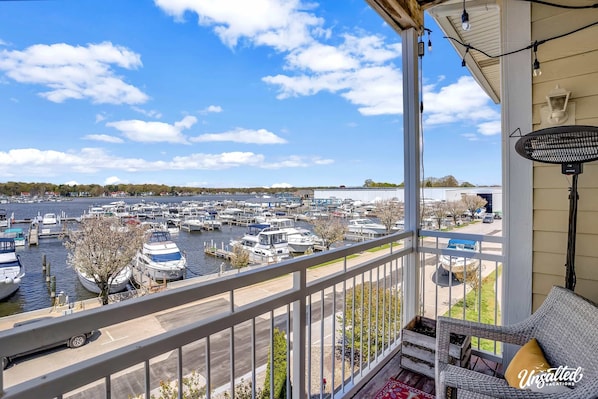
xmin=107 ymin=115 xmax=197 ymax=144
xmin=199 ymin=105 xmax=223 ymax=114
xmin=132 ymin=106 xmax=163 ymax=119
xmin=271 ymin=182 xmax=293 ymax=188
xmin=462 ymin=133 xmax=479 ymax=141
xmin=0 ymin=147 xmax=332 ymax=178
xmin=263 ymin=34 xmax=402 ymax=116
xmin=104 ymin=176 xmax=123 ymax=185
xmin=155 ymin=2 xmax=402 ymax=116
xmin=84 ymin=134 xmax=124 ymax=143
xmin=423 ymin=76 xmax=500 ymax=125
xmin=0 ymin=42 xmax=148 ymax=104
xmin=154 ymin=0 xmax=324 ymax=51
xmin=286 ymin=43 xmax=359 ymax=72
xmin=191 ymin=128 xmax=287 ymax=144
xmin=477 ymin=121 xmax=501 ymax=136
xmin=95 ymin=113 xmax=107 ymax=123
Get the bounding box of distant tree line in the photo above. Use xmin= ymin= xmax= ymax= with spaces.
xmin=364 ymin=175 xmax=478 ymax=188
xmin=0 ymin=181 xmax=335 ymax=198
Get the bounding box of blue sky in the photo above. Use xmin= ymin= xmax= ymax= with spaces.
xmin=0 ymin=0 xmax=501 ymax=189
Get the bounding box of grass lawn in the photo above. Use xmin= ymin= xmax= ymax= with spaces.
xmin=444 ymin=265 xmax=503 ymax=352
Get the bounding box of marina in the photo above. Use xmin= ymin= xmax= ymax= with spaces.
xmin=0 ymin=195 xmax=330 ymax=317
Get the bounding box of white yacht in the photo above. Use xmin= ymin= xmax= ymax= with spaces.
xmin=230 ymin=223 xmax=291 ymax=264
xmin=133 ymin=230 xmax=186 ymax=282
xmin=180 ymin=216 xmax=203 ymax=232
xmin=347 ymin=218 xmax=388 ymax=237
xmin=264 ymin=217 xmax=321 ymax=253
xmin=42 ymin=213 xmax=58 ymax=225
xmin=0 ymin=238 xmax=25 ymax=300
xmin=76 ymin=265 xmax=132 ymax=294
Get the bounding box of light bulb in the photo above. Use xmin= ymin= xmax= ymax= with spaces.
xmin=533 ymin=59 xmax=542 ymax=77
xmin=428 ymin=39 xmax=432 ymax=52
xmin=461 ymin=10 xmax=470 ymax=31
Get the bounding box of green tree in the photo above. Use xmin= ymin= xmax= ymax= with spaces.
xmin=337 ymin=284 xmax=401 ymax=362
xmin=262 ymin=328 xmax=288 ymax=399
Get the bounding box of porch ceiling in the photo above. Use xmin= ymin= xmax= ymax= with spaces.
xmin=366 ymin=0 xmax=502 ymax=104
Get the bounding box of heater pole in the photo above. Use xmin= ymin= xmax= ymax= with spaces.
xmin=565 ymin=173 xmax=579 ymax=290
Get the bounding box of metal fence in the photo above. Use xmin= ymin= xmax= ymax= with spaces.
xmin=418 ymin=229 xmax=504 ymax=358
xmin=0 ymin=231 xmax=413 ymax=399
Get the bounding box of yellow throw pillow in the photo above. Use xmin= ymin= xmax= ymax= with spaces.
xmin=505 ymin=338 xmax=550 ymax=389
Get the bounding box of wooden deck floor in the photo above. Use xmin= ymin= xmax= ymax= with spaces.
xmin=352 ymin=353 xmax=503 ymax=398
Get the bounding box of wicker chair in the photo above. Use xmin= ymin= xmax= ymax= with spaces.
xmin=435 ymin=285 xmax=598 ymax=398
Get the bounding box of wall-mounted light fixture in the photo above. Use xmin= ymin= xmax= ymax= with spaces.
xmin=546 ymin=85 xmax=571 ymax=125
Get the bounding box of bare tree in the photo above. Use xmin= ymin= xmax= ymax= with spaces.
xmin=64 ymin=217 xmax=146 ymax=305
xmin=445 ymin=200 xmax=467 ymax=226
xmin=461 ymin=194 xmax=488 ymax=220
xmin=428 ymin=201 xmax=449 ymax=230
xmin=230 ymin=243 xmax=250 ymax=271
xmin=375 ymin=199 xmax=403 ymax=232
xmin=311 ymin=217 xmax=347 ymax=250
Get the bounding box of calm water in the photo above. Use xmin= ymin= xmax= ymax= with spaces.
xmin=0 ymin=195 xmax=290 ymax=317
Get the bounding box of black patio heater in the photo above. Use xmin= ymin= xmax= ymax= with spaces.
xmin=515 ymin=125 xmax=598 ymax=290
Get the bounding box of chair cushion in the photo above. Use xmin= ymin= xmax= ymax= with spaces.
xmin=505 ymin=338 xmax=550 ymax=388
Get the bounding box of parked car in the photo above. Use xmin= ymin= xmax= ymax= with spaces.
xmin=483 ymin=214 xmax=494 ymax=223
xmin=2 ymin=317 xmax=94 ymax=369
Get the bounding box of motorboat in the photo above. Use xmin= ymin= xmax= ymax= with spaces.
xmin=132 ymin=230 xmax=186 ymax=282
xmin=201 ymin=214 xmax=222 ymax=230
xmin=76 ymin=265 xmax=132 ymax=294
xmin=439 ymin=239 xmax=480 ymax=280
xmin=264 ymin=218 xmax=321 ymax=253
xmin=180 ymin=217 xmax=203 ymax=232
xmin=0 ymin=209 xmax=8 ymax=229
xmin=347 ymin=218 xmax=388 ymax=236
xmin=165 ymin=219 xmax=180 ymax=235
xmin=0 ymin=238 xmax=25 ymax=300
xmin=230 ymin=223 xmax=291 ymax=264
xmin=2 ymin=228 xmax=26 ymax=247
xmin=42 ymin=213 xmax=58 ymax=225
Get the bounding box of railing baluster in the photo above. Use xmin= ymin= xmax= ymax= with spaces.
xmin=144 ymin=360 xmax=150 ymax=399
xmin=319 ymin=291 xmax=324 ymax=399
xmin=251 ymin=318 xmax=256 ymax=399
xmin=206 ymin=336 xmax=211 ymax=399
xmin=177 ymin=347 xmax=183 ymax=399
xmin=105 ymin=375 xmax=111 ymax=399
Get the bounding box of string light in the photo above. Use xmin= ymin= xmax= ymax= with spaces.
xmin=444 ymin=18 xmax=598 ymax=75
xmin=428 ymin=37 xmax=433 ymax=52
xmin=532 ymin=41 xmax=542 ymax=77
xmin=462 ymin=46 xmax=470 ymax=67
xmin=461 ymin=0 xmax=471 ymax=31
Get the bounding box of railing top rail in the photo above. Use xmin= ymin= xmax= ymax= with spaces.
xmin=419 ymin=229 xmax=503 ymax=244
xmin=0 ymin=230 xmax=413 ymax=361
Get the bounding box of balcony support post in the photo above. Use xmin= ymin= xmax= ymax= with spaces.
xmin=401 ymin=27 xmax=421 ymax=325
xmin=291 ymin=269 xmax=306 ymax=398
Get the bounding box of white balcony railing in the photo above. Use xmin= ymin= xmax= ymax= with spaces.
xmin=0 ymin=231 xmax=413 ymax=399
xmin=0 ymin=227 xmax=505 ymax=399
xmin=419 ymin=229 xmax=504 ymax=358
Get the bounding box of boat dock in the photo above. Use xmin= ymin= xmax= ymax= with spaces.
xmin=203 ymin=241 xmax=234 ymax=261
xmin=204 ymin=246 xmax=234 ymax=260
